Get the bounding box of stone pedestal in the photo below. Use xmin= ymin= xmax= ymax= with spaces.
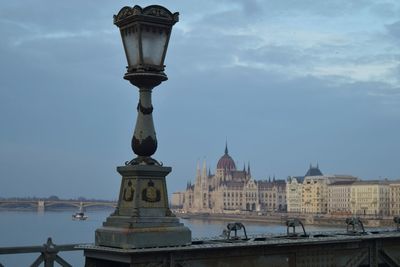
xmin=95 ymin=164 xmax=191 ymax=249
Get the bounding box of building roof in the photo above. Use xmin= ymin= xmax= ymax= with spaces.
xmin=287 ymin=176 xmax=305 ymax=183
xmin=258 ymin=180 xmax=286 ymax=189
xmin=231 ymin=170 xmax=246 ymax=180
xmin=221 ymin=180 xmax=245 ymax=189
xmin=216 ymin=143 xmax=236 ymax=171
xmin=305 ymin=164 xmax=323 ymax=177
xmin=329 ymin=181 xmax=356 ymax=186
xmin=352 ymin=180 xmax=390 ymax=185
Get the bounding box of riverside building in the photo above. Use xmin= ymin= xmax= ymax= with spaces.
xmin=176 ymin=151 xmax=397 ymax=217
xmin=327 ymin=180 xmax=356 ymax=215
xmin=351 ymin=180 xmax=390 ymax=216
xmin=390 ymin=181 xmax=400 ymax=216
xmin=178 ymin=144 xmax=287 ymax=213
xmin=286 ymin=176 xmax=304 ymax=213
xmin=286 ymin=165 xmax=358 ymax=214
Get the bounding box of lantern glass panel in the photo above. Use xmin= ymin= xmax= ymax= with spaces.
xmin=141 ymin=28 xmax=168 ymax=66
xmin=123 ymin=27 xmax=140 ymax=67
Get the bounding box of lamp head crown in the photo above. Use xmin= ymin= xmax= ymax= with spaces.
xmin=114 ymin=5 xmax=179 ymax=75
xmin=114 ymin=5 xmax=179 ymax=27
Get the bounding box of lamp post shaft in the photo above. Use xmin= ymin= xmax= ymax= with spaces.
xmin=132 ymin=87 xmax=157 ymax=158
xmin=124 ymin=72 xmax=167 ymax=165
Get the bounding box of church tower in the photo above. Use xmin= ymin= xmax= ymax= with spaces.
xmin=201 ymin=160 xmax=208 ymax=191
xmin=193 ymin=161 xmax=202 ymax=212
xmin=193 ymin=160 xmax=210 ymax=212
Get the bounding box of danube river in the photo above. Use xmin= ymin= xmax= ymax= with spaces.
xmin=0 ymin=210 xmax=344 ymax=266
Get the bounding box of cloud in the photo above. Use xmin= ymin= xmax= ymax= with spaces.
xmin=312 ymin=61 xmax=400 ymax=85
xmin=163 ymin=0 xmax=400 ymax=92
xmin=1 ymin=0 xmax=400 ymax=198
xmin=222 ymin=0 xmax=375 ymax=18
xmin=10 ymin=30 xmax=104 ymax=46
xmin=386 ymin=20 xmax=400 ymax=41
xmin=369 ymin=2 xmax=400 ymax=18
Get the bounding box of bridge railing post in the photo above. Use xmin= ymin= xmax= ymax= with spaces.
xmin=30 ymin=238 xmax=73 ymax=267
xmin=43 ymin=252 xmax=56 ymax=267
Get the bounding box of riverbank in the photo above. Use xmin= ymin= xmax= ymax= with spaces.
xmin=175 ymin=212 xmax=396 ymax=228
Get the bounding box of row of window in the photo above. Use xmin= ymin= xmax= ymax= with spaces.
xmin=223 ymin=192 xmax=283 ymax=198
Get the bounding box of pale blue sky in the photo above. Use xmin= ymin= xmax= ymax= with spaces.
xmin=0 ymin=0 xmax=399 ymax=199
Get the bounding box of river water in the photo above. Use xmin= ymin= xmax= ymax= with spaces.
xmin=0 ymin=210 xmax=343 ymax=266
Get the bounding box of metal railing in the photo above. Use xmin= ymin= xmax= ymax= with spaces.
xmin=0 ymin=237 xmax=87 ymax=267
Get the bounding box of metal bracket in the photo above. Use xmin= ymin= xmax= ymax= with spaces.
xmin=286 ymin=218 xmax=308 ymax=237
xmin=224 ymin=222 xmax=248 ymax=241
xmin=394 ymin=216 xmax=400 ymax=231
xmin=346 ymin=217 xmax=365 ymax=234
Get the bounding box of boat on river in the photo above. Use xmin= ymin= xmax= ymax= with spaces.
xmin=72 ymin=211 xmax=88 ymax=220
xmin=72 ymin=204 xmax=88 ymax=220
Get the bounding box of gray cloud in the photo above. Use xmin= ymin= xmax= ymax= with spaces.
xmin=386 ymin=20 xmax=400 ymax=41
xmin=369 ymin=2 xmax=400 ymax=19
xmin=222 ymin=0 xmax=374 ymax=17
xmin=1 ymin=0 xmax=400 ymax=199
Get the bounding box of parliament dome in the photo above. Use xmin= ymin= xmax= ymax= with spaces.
xmin=216 ymin=144 xmax=236 ymax=171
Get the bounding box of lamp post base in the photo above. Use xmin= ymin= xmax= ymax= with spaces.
xmin=95 ymin=164 xmax=191 ymax=249
xmin=95 ymin=223 xmax=191 ymax=249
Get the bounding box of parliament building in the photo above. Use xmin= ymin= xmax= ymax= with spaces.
xmin=173 ymin=144 xmax=287 ymax=213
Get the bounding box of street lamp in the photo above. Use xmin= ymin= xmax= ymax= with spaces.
xmin=114 ymin=4 xmax=179 ymax=165
xmin=94 ymin=4 xmax=191 ymax=249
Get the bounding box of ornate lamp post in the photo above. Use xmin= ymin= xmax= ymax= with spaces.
xmin=95 ymin=4 xmax=191 ymax=249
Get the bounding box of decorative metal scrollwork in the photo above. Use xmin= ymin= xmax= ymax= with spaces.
xmin=114 ymin=5 xmax=179 ymax=25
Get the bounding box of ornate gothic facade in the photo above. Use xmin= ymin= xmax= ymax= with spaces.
xmin=179 ymin=144 xmax=286 ymax=213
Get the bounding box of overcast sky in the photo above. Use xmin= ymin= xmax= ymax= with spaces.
xmin=1 ymin=0 xmax=399 ymax=200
